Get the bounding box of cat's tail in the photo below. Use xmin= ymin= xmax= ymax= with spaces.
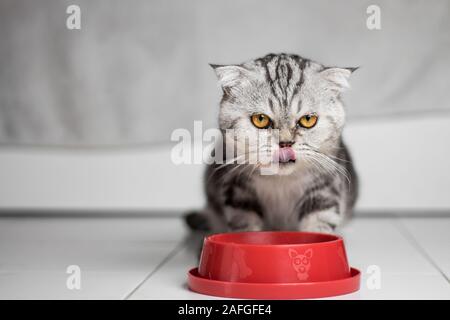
xmin=184 ymin=210 xmax=211 ymax=232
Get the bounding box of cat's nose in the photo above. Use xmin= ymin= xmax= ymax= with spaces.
xmin=279 ymin=141 xmax=295 ymax=148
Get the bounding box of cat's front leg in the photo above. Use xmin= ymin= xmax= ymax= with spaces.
xmin=298 ymin=206 xmax=343 ymax=233
xmin=223 ymin=206 xmax=264 ymax=232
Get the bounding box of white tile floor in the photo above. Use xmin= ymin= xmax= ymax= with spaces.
xmin=0 ymin=215 xmax=448 ymax=299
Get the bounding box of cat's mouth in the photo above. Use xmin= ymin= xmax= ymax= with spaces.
xmin=278 ymin=159 xmax=297 ymax=165
xmin=274 ymin=147 xmax=297 ymax=164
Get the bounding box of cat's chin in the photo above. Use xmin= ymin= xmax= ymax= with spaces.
xmin=276 ymin=162 xmax=299 ymax=176
xmin=258 ymin=161 xmax=299 ymax=176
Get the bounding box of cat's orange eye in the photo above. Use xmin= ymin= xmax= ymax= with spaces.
xmin=251 ymin=113 xmax=272 ymax=129
xmin=298 ymin=114 xmax=318 ymax=129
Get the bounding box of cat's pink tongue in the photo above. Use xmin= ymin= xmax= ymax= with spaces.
xmin=275 ymin=147 xmax=296 ymax=163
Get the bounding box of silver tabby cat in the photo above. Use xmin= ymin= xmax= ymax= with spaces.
xmin=186 ymin=53 xmax=358 ymax=234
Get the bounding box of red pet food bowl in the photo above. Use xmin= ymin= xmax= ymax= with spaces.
xmin=188 ymin=231 xmax=360 ymax=299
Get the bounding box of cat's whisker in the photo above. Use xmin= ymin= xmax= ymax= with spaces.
xmin=304 ymin=155 xmax=330 ymax=179
xmin=296 ymin=144 xmax=351 ymax=165
xmin=298 ymin=145 xmax=349 ymax=177
xmin=304 ymin=153 xmax=338 ymax=176
xmin=325 ymin=153 xmax=352 ymax=163
xmin=315 ymin=154 xmax=351 ymax=186
xmin=210 ymin=147 xmax=268 ymax=184
xmin=305 ymin=152 xmax=351 ymax=189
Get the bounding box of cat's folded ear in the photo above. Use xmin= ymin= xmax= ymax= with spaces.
xmin=210 ymin=64 xmax=252 ymax=91
xmin=320 ymin=67 xmax=358 ymax=91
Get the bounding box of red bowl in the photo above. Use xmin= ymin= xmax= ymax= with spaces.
xmin=188 ymin=231 xmax=360 ymax=299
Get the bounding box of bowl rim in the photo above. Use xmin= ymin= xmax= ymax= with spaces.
xmin=204 ymin=231 xmax=343 ymax=248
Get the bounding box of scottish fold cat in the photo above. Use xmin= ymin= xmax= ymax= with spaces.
xmin=186 ymin=53 xmax=358 ymax=233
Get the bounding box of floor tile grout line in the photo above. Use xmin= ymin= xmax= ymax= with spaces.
xmin=393 ymin=218 xmax=450 ymax=284
xmin=122 ymin=239 xmax=187 ymax=300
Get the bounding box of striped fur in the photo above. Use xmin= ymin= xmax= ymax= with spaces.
xmin=186 ymin=53 xmax=358 ymax=233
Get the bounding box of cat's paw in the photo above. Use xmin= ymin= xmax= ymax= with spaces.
xmin=298 ymin=207 xmax=342 ymax=233
xmin=225 ymin=207 xmax=264 ymax=232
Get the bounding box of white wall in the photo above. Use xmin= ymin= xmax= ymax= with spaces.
xmin=344 ymin=115 xmax=450 ymax=211
xmin=0 ymin=115 xmax=449 ymax=214
xmin=1 ymin=0 xmax=449 ymax=145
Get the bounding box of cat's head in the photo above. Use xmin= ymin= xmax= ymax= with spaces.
xmin=211 ymin=53 xmax=356 ymax=175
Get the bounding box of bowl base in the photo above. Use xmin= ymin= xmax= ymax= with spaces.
xmin=188 ymin=267 xmax=360 ymax=299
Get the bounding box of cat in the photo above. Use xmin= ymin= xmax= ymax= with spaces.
xmin=186 ymin=53 xmax=358 ymax=234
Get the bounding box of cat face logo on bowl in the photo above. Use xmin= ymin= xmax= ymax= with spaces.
xmin=288 ymin=248 xmax=313 ymax=281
